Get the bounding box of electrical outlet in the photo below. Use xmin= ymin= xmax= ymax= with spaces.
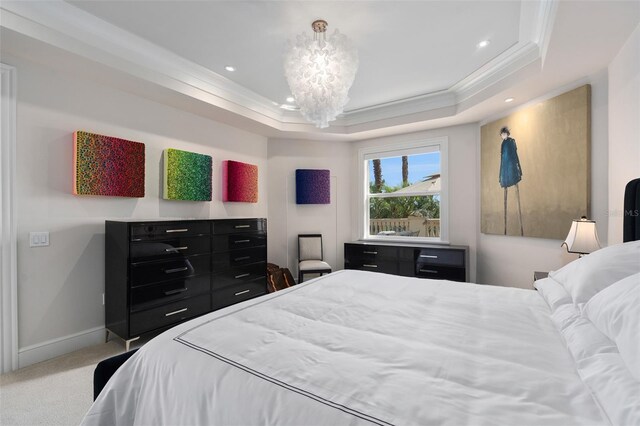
xmin=29 ymin=231 xmax=50 ymax=247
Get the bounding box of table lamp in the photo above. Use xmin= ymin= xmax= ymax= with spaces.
xmin=562 ymin=216 xmax=601 ymax=257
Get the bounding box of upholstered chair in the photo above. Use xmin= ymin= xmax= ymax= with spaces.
xmin=297 ymin=234 xmax=332 ymax=283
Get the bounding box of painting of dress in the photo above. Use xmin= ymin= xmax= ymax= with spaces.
xmin=481 ymin=85 xmax=591 ymax=239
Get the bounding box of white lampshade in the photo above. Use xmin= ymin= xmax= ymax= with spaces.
xmin=562 ymin=217 xmax=601 ymax=255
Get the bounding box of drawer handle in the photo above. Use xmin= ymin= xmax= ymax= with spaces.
xmin=363 ymin=251 xmax=378 ymax=255
xmin=234 ymin=239 xmax=251 ymax=244
xmin=235 ymin=273 xmax=250 ymax=279
xmin=164 ymin=288 xmax=187 ymax=296
xmin=234 ymin=256 xmax=251 ymax=262
xmin=420 ymin=269 xmax=438 ymax=274
xmin=165 ymin=308 xmax=188 ymax=317
xmin=164 ymin=267 xmax=188 ymax=274
xmin=165 ymin=246 xmax=188 ymax=252
xmin=363 ymin=264 xmax=378 ymax=268
xmin=420 ymin=255 xmax=438 ymax=259
xmin=234 ymin=225 xmax=251 ymax=229
xmin=234 ymin=289 xmax=251 ymax=296
xmin=166 ymin=229 xmax=189 ymax=233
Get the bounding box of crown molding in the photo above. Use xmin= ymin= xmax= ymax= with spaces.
xmin=0 ymin=1 xmax=286 ymax=125
xmin=534 ymin=0 xmax=558 ymax=67
xmin=0 ymin=0 xmax=557 ymax=135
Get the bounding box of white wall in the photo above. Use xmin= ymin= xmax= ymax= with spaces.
xmin=477 ymin=71 xmax=610 ymax=288
xmin=351 ymin=124 xmax=479 ymax=282
xmin=267 ymin=139 xmax=352 ymax=276
xmin=8 ymin=55 xmax=268 ymax=366
xmin=608 ymin=23 xmax=640 ymax=244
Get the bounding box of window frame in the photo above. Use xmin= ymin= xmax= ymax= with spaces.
xmin=357 ymin=137 xmax=449 ymax=244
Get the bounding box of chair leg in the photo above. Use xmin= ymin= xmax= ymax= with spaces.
xmin=298 ymin=271 xmax=303 ymax=284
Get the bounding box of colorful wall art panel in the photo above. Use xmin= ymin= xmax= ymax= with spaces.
xmin=481 ymin=85 xmax=591 ymax=239
xmin=73 ymin=131 xmax=145 ymax=197
xmin=222 ymin=160 xmax=258 ymax=203
xmin=163 ymin=148 xmax=212 ymax=201
xmin=296 ymin=169 xmax=330 ymax=204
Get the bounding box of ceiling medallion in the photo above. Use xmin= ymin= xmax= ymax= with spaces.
xmin=284 ymin=19 xmax=359 ymax=129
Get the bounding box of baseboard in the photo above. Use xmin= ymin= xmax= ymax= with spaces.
xmin=18 ymin=326 xmax=105 ymax=369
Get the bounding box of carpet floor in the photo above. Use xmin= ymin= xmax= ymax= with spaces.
xmin=0 ymin=341 xmax=124 ymax=426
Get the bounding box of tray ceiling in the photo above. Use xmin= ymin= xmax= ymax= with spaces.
xmin=66 ymin=1 xmax=521 ymax=111
xmin=1 ymin=1 xmax=638 ymax=139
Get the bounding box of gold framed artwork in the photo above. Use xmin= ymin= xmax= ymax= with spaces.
xmin=481 ymin=85 xmax=591 ymax=239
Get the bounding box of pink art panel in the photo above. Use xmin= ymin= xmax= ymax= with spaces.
xmin=222 ymin=160 xmax=258 ymax=203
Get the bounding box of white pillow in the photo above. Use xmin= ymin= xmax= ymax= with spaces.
xmin=584 ymin=273 xmax=640 ymax=381
xmin=533 ymin=276 xmax=572 ymax=312
xmin=549 ymin=240 xmax=640 ymax=305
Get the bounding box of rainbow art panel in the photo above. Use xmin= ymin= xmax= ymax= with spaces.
xmin=73 ymin=131 xmax=145 ymax=197
xmin=163 ymin=148 xmax=212 ymax=201
xmin=222 ymin=160 xmax=258 ymax=203
xmin=295 ymin=169 xmax=330 ymax=204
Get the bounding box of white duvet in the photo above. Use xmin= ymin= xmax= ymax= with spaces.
xmin=83 ymin=270 xmax=607 ymax=426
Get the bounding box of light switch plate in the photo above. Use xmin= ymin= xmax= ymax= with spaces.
xmin=29 ymin=231 xmax=50 ymax=247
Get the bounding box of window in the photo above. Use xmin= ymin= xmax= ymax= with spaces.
xmin=359 ymin=138 xmax=448 ymax=242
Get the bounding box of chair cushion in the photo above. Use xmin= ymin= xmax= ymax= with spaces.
xmin=299 ymin=260 xmax=331 ymax=271
xmin=299 ymin=237 xmax=322 ymax=261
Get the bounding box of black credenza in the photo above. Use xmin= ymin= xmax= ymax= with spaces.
xmin=105 ymin=218 xmax=267 ymax=350
xmin=344 ymin=241 xmax=468 ymax=282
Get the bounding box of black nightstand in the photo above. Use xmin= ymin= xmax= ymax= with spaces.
xmin=534 ymin=271 xmax=549 ymax=281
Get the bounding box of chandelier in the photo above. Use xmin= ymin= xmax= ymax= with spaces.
xmin=284 ymin=19 xmax=359 ymax=129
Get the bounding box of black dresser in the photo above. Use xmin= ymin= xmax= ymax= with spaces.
xmin=105 ymin=218 xmax=267 ymax=350
xmin=344 ymin=241 xmax=468 ymax=282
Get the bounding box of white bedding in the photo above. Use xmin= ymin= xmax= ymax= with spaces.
xmin=83 ymin=270 xmax=608 ymax=426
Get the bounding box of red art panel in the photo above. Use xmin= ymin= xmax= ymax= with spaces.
xmin=222 ymin=160 xmax=258 ymax=203
xmin=73 ymin=131 xmax=145 ymax=197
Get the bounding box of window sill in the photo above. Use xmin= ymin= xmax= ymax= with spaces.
xmin=359 ymin=237 xmax=450 ymax=245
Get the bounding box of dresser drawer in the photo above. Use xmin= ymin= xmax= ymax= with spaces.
xmin=398 ymin=260 xmax=415 ymax=277
xmin=212 ymin=219 xmax=266 ymax=235
xmin=345 ymin=244 xmax=398 ymax=260
xmin=416 ymin=248 xmax=465 ymax=267
xmin=129 ymin=296 xmax=210 ymax=336
xmin=211 ymin=278 xmax=267 ymax=310
xmin=130 ymin=275 xmax=210 ymax=310
xmin=416 ymin=264 xmax=466 ymax=282
xmin=212 ymin=247 xmax=267 ymax=272
xmin=346 ymin=259 xmax=398 ymax=275
xmin=131 ymin=222 xmax=210 ymax=241
xmin=130 ymin=236 xmax=211 ymax=261
xmin=212 ymin=262 xmax=266 ymax=289
xmin=212 ymin=233 xmax=266 ymax=252
xmin=130 ymin=254 xmax=211 ymax=287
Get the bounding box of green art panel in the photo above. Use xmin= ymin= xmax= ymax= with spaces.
xmin=163 ymin=148 xmax=212 ymax=201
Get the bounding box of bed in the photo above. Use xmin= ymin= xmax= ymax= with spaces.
xmin=83 ymin=180 xmax=640 ymax=426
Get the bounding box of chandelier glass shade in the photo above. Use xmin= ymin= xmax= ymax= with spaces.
xmin=284 ymin=20 xmax=358 ymax=129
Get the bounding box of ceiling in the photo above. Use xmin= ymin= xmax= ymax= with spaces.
xmin=66 ymin=1 xmax=521 ymax=112
xmin=1 ymin=1 xmax=639 ymax=140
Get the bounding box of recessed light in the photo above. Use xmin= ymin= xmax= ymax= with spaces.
xmin=478 ymin=40 xmax=490 ymax=48
xmin=280 ymin=104 xmax=299 ymax=111
xmin=286 ymin=96 xmax=295 ymax=103
xmin=224 ymin=65 xmax=235 ymax=72
xmin=504 ymin=97 xmax=515 ymax=103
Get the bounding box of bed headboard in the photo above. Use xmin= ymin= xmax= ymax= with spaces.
xmin=623 ymin=178 xmax=640 ymax=242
